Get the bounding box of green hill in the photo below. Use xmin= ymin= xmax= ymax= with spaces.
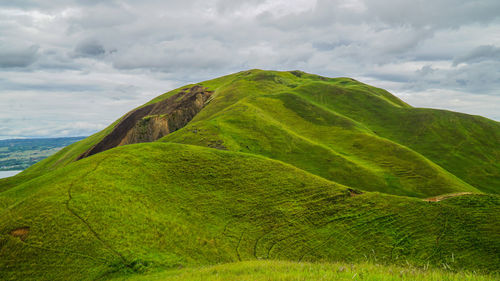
xmin=1 ymin=143 xmax=499 ymax=280
xmin=4 ymin=70 xmax=499 ymax=197
xmin=0 ymin=70 xmax=499 ymax=280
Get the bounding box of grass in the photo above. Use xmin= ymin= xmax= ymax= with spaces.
xmin=5 ymin=69 xmax=498 ymax=197
xmin=1 ymin=69 xmax=499 ymax=280
xmin=291 ymin=80 xmax=500 ymax=194
xmin=111 ymin=260 xmax=498 ymax=281
xmin=160 ymin=69 xmax=494 ymax=197
xmin=0 ymin=143 xmax=498 ymax=280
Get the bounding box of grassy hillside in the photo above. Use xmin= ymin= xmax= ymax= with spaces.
xmin=1 ymin=143 xmax=498 ymax=280
xmin=4 ymin=70 xmax=498 ymax=198
xmin=0 ymin=82 xmax=197 ymax=191
xmin=112 ymin=260 xmax=498 ymax=281
xmin=1 ymin=70 xmax=498 ymax=280
xmin=161 ymin=70 xmax=497 ymax=197
xmin=289 ymin=80 xmax=500 ymax=194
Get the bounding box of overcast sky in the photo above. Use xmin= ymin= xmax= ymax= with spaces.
xmin=1 ymin=0 xmax=499 ymax=139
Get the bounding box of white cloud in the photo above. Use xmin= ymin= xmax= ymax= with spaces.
xmin=397 ymin=89 xmax=500 ymax=121
xmin=0 ymin=0 xmax=498 ymax=139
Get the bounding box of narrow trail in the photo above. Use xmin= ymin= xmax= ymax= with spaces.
xmin=253 ymin=229 xmax=273 ymax=259
xmin=64 ymin=161 xmax=130 ymax=266
xmin=235 ymin=231 xmax=244 ymax=261
xmin=423 ymin=192 xmax=474 ymax=202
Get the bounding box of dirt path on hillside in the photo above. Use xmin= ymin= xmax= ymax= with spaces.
xmin=423 ymin=192 xmax=474 ymax=202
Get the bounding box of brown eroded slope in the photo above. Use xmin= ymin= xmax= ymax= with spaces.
xmin=77 ymin=85 xmax=212 ymax=159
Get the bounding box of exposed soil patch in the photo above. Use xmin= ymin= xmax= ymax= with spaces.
xmin=347 ymin=188 xmax=363 ymax=197
xmin=78 ymin=86 xmax=213 ymax=159
xmin=207 ymin=139 xmax=227 ymax=150
xmin=423 ymin=192 xmax=474 ymax=202
xmin=10 ymin=227 xmax=29 ymax=241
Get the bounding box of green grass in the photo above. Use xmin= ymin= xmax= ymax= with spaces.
xmin=5 ymin=69 xmax=498 ymax=197
xmin=0 ymin=143 xmax=498 ymax=280
xmin=111 ymin=260 xmax=498 ymax=281
xmin=1 ymin=70 xmax=499 ymax=280
xmin=159 ymin=69 xmax=495 ymax=197
xmin=290 ymin=80 xmax=500 ymax=194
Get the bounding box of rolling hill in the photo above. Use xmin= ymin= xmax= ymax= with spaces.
xmin=0 ymin=70 xmax=499 ymax=280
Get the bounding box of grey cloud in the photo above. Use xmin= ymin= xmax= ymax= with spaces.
xmin=67 ymin=3 xmax=135 ymax=31
xmin=362 ymin=0 xmax=500 ymax=28
xmin=312 ymin=40 xmax=352 ymax=51
xmin=0 ymin=0 xmax=499 ymax=139
xmin=400 ymin=60 xmax=500 ymax=95
xmin=2 ymin=81 xmax=102 ymax=92
xmin=74 ymin=39 xmax=106 ymax=57
xmin=215 ymin=0 xmax=266 ymax=14
xmin=453 ymin=45 xmax=500 ymax=65
xmin=446 ymin=61 xmax=500 ymax=94
xmin=413 ymin=53 xmax=453 ymax=61
xmin=416 ymin=65 xmax=435 ymax=76
xmin=36 ymin=49 xmax=82 ymax=70
xmin=366 ymin=73 xmax=411 ymax=83
xmin=111 ymin=38 xmax=235 ymax=73
xmin=0 ymin=44 xmax=39 ymax=68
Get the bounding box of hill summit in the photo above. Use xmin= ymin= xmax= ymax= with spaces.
xmin=1 ymin=70 xmax=499 ymax=280
xmin=9 ymin=69 xmax=499 ymax=197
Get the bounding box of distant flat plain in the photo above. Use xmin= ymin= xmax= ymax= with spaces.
xmin=0 ymin=136 xmax=85 ymax=171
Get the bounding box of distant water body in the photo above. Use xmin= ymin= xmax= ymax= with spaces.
xmin=0 ymin=170 xmax=22 ymax=179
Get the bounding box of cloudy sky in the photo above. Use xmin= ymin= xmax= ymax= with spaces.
xmin=1 ymin=0 xmax=499 ymax=139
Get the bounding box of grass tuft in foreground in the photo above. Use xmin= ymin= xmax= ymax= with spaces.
xmin=111 ymin=260 xmax=498 ymax=281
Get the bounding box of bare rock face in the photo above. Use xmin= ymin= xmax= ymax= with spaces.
xmin=78 ymin=85 xmax=213 ymax=160
xmin=119 ymin=116 xmax=170 ymax=145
